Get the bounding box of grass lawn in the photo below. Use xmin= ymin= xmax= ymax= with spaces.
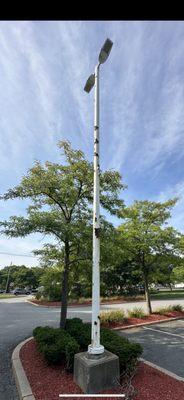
xmin=0 ymin=294 xmax=16 ymax=299
xmin=151 ymin=290 xmax=184 ymax=300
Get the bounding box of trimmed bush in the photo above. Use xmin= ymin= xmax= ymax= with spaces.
xmin=127 ymin=307 xmax=147 ymax=319
xmin=33 ymin=326 xmax=79 ymax=369
xmin=100 ymin=310 xmax=127 ymax=325
xmin=65 ymin=318 xmax=91 ymax=350
xmin=33 ymin=319 xmax=143 ymax=373
xmin=65 ymin=318 xmax=143 ymax=373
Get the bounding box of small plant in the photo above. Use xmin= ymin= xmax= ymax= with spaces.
xmin=171 ymin=304 xmax=183 ymax=312
xmin=100 ymin=310 xmax=127 ymax=324
xmin=77 ymin=297 xmax=91 ymax=304
xmin=127 ymin=307 xmax=147 ymax=319
xmin=154 ymin=307 xmax=170 ymax=315
xmin=155 ymin=304 xmax=183 ymax=315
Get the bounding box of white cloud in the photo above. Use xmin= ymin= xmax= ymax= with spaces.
xmin=153 ymin=181 xmax=184 ymax=232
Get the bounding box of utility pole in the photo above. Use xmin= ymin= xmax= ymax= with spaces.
xmin=5 ymin=262 xmax=12 ymax=293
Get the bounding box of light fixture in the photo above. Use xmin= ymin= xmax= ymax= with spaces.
xmin=84 ymin=74 xmax=95 ymax=93
xmin=98 ymin=38 xmax=113 ymax=64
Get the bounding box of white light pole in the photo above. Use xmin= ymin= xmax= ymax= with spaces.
xmin=84 ymin=38 xmax=113 ymax=355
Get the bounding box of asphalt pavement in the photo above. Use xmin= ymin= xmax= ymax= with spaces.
xmin=119 ymin=319 xmax=184 ymax=378
xmin=1 ymin=296 xmax=184 ymax=400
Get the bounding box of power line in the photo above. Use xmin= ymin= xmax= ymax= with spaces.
xmin=0 ymin=251 xmax=39 ymax=258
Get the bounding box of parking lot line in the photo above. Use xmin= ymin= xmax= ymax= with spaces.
xmin=143 ymin=326 xmax=184 ymax=339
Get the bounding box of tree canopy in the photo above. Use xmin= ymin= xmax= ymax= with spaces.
xmin=0 ymin=140 xmax=126 ymax=327
xmin=118 ymin=199 xmax=183 ymax=313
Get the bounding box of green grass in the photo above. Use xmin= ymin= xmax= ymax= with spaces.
xmin=151 ymin=290 xmax=184 ymax=300
xmin=0 ymin=294 xmax=16 ymax=299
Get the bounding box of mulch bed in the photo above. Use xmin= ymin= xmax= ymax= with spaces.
xmin=29 ymin=298 xmax=144 ymax=307
xmin=20 ymin=339 xmax=184 ymax=400
xmin=28 ymin=299 xmax=184 ymax=328
xmin=103 ymin=312 xmax=184 ymax=329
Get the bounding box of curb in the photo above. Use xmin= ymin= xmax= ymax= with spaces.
xmin=26 ymin=299 xmax=144 ymax=308
xmin=111 ymin=316 xmax=184 ymax=331
xmin=12 ymin=337 xmax=35 ymax=400
xmin=26 ymin=301 xmax=39 ymax=307
xmin=140 ymin=357 xmax=184 ymax=382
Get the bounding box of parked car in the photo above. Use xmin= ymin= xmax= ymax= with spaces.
xmin=30 ymin=288 xmax=38 ymax=294
xmin=13 ymin=288 xmax=31 ymax=295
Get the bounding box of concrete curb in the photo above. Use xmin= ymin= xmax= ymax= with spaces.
xmin=26 ymin=299 xmax=144 ymax=308
xmin=12 ymin=337 xmax=35 ymax=400
xmin=140 ymin=357 xmax=184 ymax=382
xmin=111 ymin=316 xmax=184 ymax=331
xmin=26 ymin=300 xmax=39 ymax=307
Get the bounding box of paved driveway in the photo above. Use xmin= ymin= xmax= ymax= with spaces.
xmin=0 ymin=298 xmax=92 ymax=400
xmin=118 ymin=319 xmax=184 ymax=378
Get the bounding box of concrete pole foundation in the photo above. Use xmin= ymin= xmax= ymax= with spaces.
xmin=74 ymin=350 xmax=120 ymax=394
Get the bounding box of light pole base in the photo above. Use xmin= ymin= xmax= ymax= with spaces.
xmin=74 ymin=350 xmax=120 ymax=394
xmin=88 ymin=344 xmax=104 ymax=355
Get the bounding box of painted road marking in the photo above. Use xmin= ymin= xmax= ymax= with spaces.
xmin=143 ymin=326 xmax=184 ymax=339
xmin=59 ymin=395 xmax=125 ymax=398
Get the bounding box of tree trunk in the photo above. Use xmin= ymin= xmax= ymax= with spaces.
xmin=60 ymin=240 xmax=69 ymax=329
xmin=143 ymin=271 xmax=152 ymax=314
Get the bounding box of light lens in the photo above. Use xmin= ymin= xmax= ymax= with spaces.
xmin=99 ymin=38 xmax=113 ymax=64
xmin=84 ymin=74 xmax=95 ymax=93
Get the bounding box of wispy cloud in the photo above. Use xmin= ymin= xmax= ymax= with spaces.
xmin=0 ymin=21 xmax=184 ymax=267
xmin=153 ymin=181 xmax=184 ymax=232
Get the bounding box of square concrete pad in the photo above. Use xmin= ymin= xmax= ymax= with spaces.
xmin=74 ymin=350 xmax=120 ymax=394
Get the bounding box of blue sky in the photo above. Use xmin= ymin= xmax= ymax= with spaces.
xmin=0 ymin=20 xmax=184 ymax=268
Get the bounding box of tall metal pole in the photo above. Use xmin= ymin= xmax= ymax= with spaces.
xmin=88 ymin=64 xmax=104 ymax=355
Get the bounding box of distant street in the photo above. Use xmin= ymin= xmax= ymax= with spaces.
xmin=1 ymin=296 xmax=184 ymax=399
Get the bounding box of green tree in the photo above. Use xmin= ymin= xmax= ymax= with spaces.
xmin=0 ymin=141 xmax=125 ymax=328
xmin=118 ymin=199 xmax=182 ymax=314
xmin=0 ymin=265 xmax=44 ymax=291
xmin=35 ymin=218 xmax=119 ymax=300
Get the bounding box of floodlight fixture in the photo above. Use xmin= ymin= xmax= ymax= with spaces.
xmin=98 ymin=38 xmax=113 ymax=64
xmin=84 ymin=73 xmax=95 ymax=93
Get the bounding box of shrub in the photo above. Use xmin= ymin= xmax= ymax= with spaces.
xmin=33 ymin=326 xmax=79 ymax=369
xmin=65 ymin=318 xmax=143 ymax=373
xmin=100 ymin=310 xmax=127 ymax=324
xmin=65 ymin=318 xmax=91 ymax=350
xmin=101 ymin=328 xmax=142 ymax=372
xmin=127 ymin=307 xmax=147 ymax=319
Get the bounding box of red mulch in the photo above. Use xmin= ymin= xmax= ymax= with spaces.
xmin=101 ymin=312 xmax=184 ymax=329
xmin=20 ymin=339 xmax=184 ymax=400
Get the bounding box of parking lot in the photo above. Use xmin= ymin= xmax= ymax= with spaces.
xmin=119 ymin=319 xmax=184 ymax=378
